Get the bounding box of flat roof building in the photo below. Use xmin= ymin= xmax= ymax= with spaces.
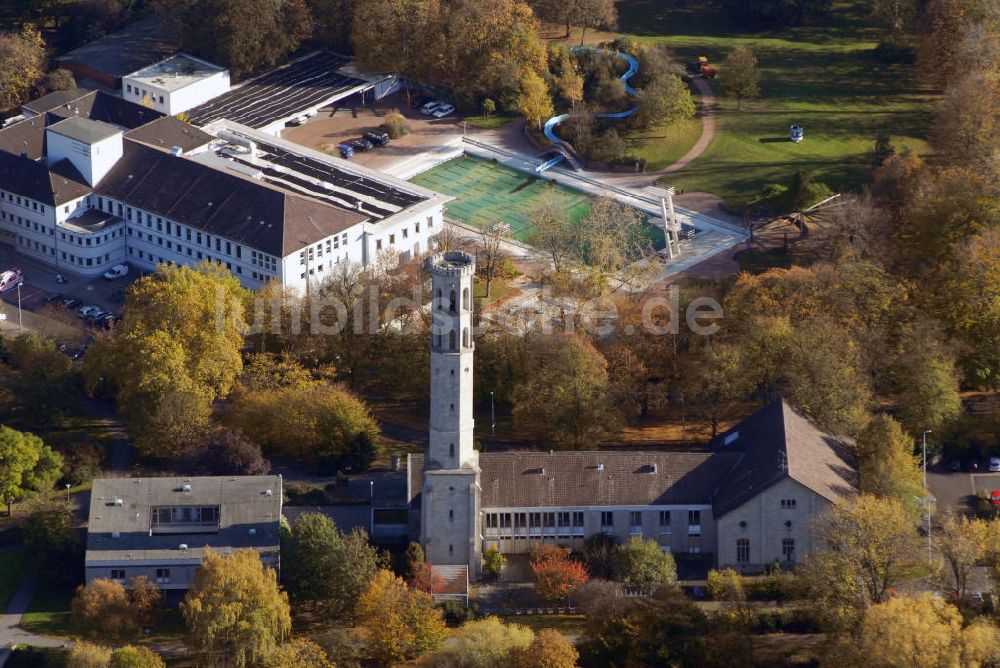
xmin=85 ymin=475 xmax=283 ymax=589
xmin=57 ymin=15 xmax=177 ymax=90
xmin=123 ymin=54 xmax=230 ymax=116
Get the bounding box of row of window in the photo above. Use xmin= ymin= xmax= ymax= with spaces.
xmin=109 ymin=568 xmax=172 ymax=584
xmin=60 ymin=250 xmax=113 ymax=267
xmin=17 ymin=236 xmax=54 ymax=257
xmin=2 ymin=212 xmax=52 ymax=236
xmin=483 ymin=510 xmax=703 ymax=533
xmin=373 ymin=217 xmax=431 ymax=252
xmin=125 ymin=83 xmax=165 ymax=105
xmin=0 ymin=190 xmax=46 ymax=215
xmin=300 ymin=234 xmax=350 ymax=265
xmin=60 ymin=227 xmax=122 ymax=247
xmin=151 ymin=506 xmax=220 ymax=526
xmin=736 ymin=538 xmax=796 ymax=563
xmin=129 ymin=248 xmax=242 ymax=276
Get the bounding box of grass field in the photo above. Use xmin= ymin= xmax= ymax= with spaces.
xmin=410 ymin=155 xmax=593 ymax=242
xmin=615 ymin=0 xmax=935 ymax=210
xmin=627 ymin=116 xmax=704 ymax=171
xmin=20 ymin=583 xmax=73 ymax=637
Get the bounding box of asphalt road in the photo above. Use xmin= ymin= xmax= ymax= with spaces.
xmin=928 ymin=468 xmax=1000 ymax=513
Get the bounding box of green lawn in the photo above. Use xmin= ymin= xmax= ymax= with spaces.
xmin=465 ymin=114 xmax=517 ymax=129
xmin=20 ymin=583 xmax=74 ymax=637
xmin=0 ymin=550 xmax=25 ymax=613
xmin=627 ymin=116 xmax=704 ymax=171
xmin=616 ymin=0 xmax=935 ymax=210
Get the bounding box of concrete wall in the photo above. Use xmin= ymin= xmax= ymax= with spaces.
xmin=715 ymin=478 xmax=829 ymax=571
xmin=45 ymin=129 xmax=123 ymax=187
xmin=123 ymin=69 xmax=230 ymax=116
xmin=421 ymin=471 xmax=481 ymax=576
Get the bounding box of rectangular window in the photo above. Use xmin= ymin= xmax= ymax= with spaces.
xmin=485 ymin=514 xmax=498 ymax=529
xmin=688 ymin=510 xmax=701 ymax=536
xmin=782 ymin=538 xmax=795 ymax=562
xmin=514 ymin=512 xmax=526 ymax=529
xmin=389 ymin=234 xmax=395 ymax=245
xmin=629 ymin=511 xmax=642 ymax=529
xmin=110 ymin=569 xmax=125 ymax=581
xmin=600 ymin=511 xmax=614 ymax=529
xmin=500 ymin=513 xmax=512 ymax=529
xmin=427 ymin=215 xmax=433 ymax=228
xmin=155 ymin=568 xmax=170 ymax=584
xmin=659 ymin=510 xmax=671 ymax=530
xmin=529 ymin=512 xmax=541 ymax=528
xmin=572 ymin=511 xmax=584 ymax=528
xmin=376 ymin=239 xmax=382 ymax=251
xmin=780 ymin=499 xmax=796 ymax=509
xmin=736 ymin=539 xmax=750 ymax=563
xmin=557 ymin=511 xmax=570 ymax=528
xmin=542 ymin=512 xmax=555 ymax=529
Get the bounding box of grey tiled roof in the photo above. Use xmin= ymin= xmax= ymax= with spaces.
xmin=86 ymin=475 xmax=282 ymax=565
xmin=22 ymin=87 xmax=91 ymax=115
xmin=58 ymin=15 xmax=177 ymax=78
xmin=124 ymin=116 xmax=212 ymax=153
xmin=47 ymin=117 xmax=121 ymax=144
xmin=0 ymin=152 xmax=91 ymax=205
xmin=710 ymin=399 xmax=857 ymax=517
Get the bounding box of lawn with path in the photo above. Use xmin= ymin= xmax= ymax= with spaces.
xmin=617 ymin=0 xmax=935 ymax=210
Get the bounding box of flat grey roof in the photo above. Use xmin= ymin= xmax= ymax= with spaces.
xmin=86 ymin=475 xmax=282 ymax=564
xmin=47 ymin=116 xmax=122 ymax=144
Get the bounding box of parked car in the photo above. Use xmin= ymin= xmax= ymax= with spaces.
xmin=77 ymin=305 xmax=100 ymax=318
xmin=98 ymin=313 xmax=119 ymax=329
xmin=352 ymin=138 xmax=373 ymax=152
xmin=420 ymin=100 xmax=444 ymax=115
xmin=44 ymin=293 xmax=64 ymax=305
xmin=285 ymin=114 xmax=309 ymax=126
xmin=790 ymin=125 xmax=804 ymax=143
xmin=948 ymin=458 xmax=963 ymax=472
xmin=61 ymin=297 xmax=80 ymax=309
xmin=989 ymin=457 xmax=1000 ymax=472
xmin=431 ymin=104 xmax=455 ymax=118
xmin=0 ymin=267 xmax=22 ymax=294
xmin=86 ymin=309 xmax=109 ymax=323
xmin=103 ymin=264 xmax=129 ymax=280
xmin=411 ymin=94 xmax=434 ymax=109
xmin=991 ymin=490 xmax=1000 ymax=507
xmin=337 ymin=144 xmax=355 ymax=159
xmin=364 ymin=131 xmax=390 ymax=147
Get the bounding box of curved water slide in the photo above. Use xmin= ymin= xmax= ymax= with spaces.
xmin=536 ymin=47 xmax=640 ymax=172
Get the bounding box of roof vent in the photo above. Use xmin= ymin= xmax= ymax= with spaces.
xmin=265 ymin=489 xmax=273 ymax=496
xmin=111 ymin=531 xmax=121 ymax=539
xmin=596 ymin=464 xmax=604 ymax=472
xmin=355 ymin=201 xmax=364 ymax=212
xmin=723 ymin=431 xmax=740 ymax=446
xmin=181 ymin=484 xmax=192 ymax=492
xmin=179 ymin=543 xmax=188 ymax=550
xmin=113 ymin=498 xmax=124 ymax=506
xmin=170 ymin=146 xmax=183 ymax=157
xmin=248 ymin=528 xmax=257 ymax=536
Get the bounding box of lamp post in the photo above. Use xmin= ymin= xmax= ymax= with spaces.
xmin=922 ymin=429 xmax=933 ymax=564
xmin=490 ymin=391 xmax=495 ymax=436
xmin=16 ymin=281 xmax=22 ymax=332
xmin=369 ymin=480 xmax=375 ymax=536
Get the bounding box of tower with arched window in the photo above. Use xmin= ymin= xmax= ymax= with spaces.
xmin=421 ymin=250 xmax=481 ymax=575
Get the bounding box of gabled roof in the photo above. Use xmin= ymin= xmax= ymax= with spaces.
xmin=710 ymin=399 xmax=857 ymax=517
xmin=22 ymin=87 xmax=91 ymax=115
xmin=96 ymin=139 xmax=368 ymax=256
xmin=0 ymin=152 xmax=91 ymax=205
xmin=124 ymin=116 xmax=212 ymax=153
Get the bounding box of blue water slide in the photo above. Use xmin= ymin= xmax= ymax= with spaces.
xmin=544 ymin=47 xmax=640 ymax=146
xmin=535 ymin=154 xmax=566 ymax=173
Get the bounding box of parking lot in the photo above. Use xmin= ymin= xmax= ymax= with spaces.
xmin=928 ymin=468 xmax=1000 ymax=513
xmin=282 ymin=93 xmax=463 ymax=174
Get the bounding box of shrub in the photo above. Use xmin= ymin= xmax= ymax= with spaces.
xmin=285 ymin=484 xmax=328 ymax=506
xmin=706 ymin=569 xmax=745 ymax=602
xmin=381 ymin=109 xmax=410 ymax=139
xmin=439 ymin=598 xmax=479 ymax=626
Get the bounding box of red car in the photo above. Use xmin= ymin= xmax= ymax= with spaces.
xmin=990 ymin=490 xmax=1000 ymax=507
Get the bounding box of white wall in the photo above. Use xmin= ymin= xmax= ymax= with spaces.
xmin=45 ymin=130 xmax=123 ymax=187
xmin=122 ymin=70 xmax=230 ymax=116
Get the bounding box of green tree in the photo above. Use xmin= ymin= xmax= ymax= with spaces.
xmin=109 ymin=646 xmax=166 ymax=668
xmin=512 ymin=334 xmax=621 ymax=449
xmin=356 ymin=569 xmax=447 ymax=665
xmin=6 ymin=332 xmax=79 ymax=424
xmin=0 ymin=426 xmax=62 ymax=516
xmin=182 ymin=548 xmax=291 ymax=667
xmin=482 ymin=545 xmax=506 ymax=581
xmin=720 ymin=46 xmax=760 ymax=110
xmin=281 ymin=513 xmax=380 ymax=619
xmin=633 ymin=73 xmax=695 ymax=130
xmin=24 ymin=505 xmax=82 ymax=584
xmin=614 ymin=536 xmax=677 ymax=592
xmin=890 ymin=322 xmax=962 ymax=434
xmin=855 ymin=415 xmax=924 ymax=511
xmin=96 ymin=263 xmax=246 ymax=457
xmin=482 ymin=98 xmax=496 ymax=117
xmin=933 ymin=514 xmax=993 ymax=603
xmin=516 ymin=70 xmax=554 ymax=131
xmin=431 ymin=616 xmax=534 ymax=667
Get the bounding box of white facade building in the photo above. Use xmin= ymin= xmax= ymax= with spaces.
xmin=122 ymin=54 xmax=230 ymax=116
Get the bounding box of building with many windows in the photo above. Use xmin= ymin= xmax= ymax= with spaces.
xmin=0 ymin=91 xmax=448 ymax=291
xmin=85 ymin=476 xmax=283 ymax=590
xmin=409 ymin=252 xmax=858 ymax=577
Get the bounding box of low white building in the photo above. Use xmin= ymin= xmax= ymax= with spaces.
xmin=122 ymin=54 xmax=230 ymax=116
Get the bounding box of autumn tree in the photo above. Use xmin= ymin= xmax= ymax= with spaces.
xmin=431 ymin=616 xmax=534 ymax=667
xmin=109 ymin=646 xmax=166 ymax=668
xmin=94 ymin=263 xmax=246 ymax=457
xmin=307 ymin=0 xmax=357 ymax=52
xmin=528 ymin=194 xmax=577 ymax=274
xmin=281 ymin=512 xmax=380 ymax=619
xmin=511 ymin=629 xmax=579 ymax=668
xmin=633 ymin=73 xmax=695 ymax=130
xmin=356 ymin=569 xmax=447 ymax=665
xmin=182 ymin=549 xmax=291 ymax=667
xmin=804 ymin=495 xmax=920 ymax=629
xmin=890 ymin=321 xmax=961 ymax=434
xmin=161 ymin=0 xmax=313 ymax=78
xmin=932 ymin=71 xmax=1000 ymax=167
xmin=67 ymin=642 xmax=112 ymax=668
xmin=854 ymin=415 xmax=924 ymax=511
xmin=530 ymin=0 xmax=617 ymax=43
xmin=578 ymin=196 xmax=656 ymax=290
xmin=872 ymin=0 xmax=915 ymax=44
xmin=0 ymin=24 xmax=45 ymax=109
xmin=720 ymin=46 xmax=760 ymax=110
xmin=477 ymin=219 xmax=507 ymax=299
xmin=843 ymin=593 xmax=1000 ymax=668
xmin=0 ymin=426 xmax=63 ymax=516
xmin=933 ymin=514 xmax=993 ymax=602
xmin=678 ymin=342 xmax=753 ymax=437
xmin=192 ymin=427 xmax=270 ymax=476
xmin=261 ymin=638 xmax=335 ymax=668
xmin=614 ymin=536 xmax=677 ymax=592
xmin=529 ymin=545 xmax=589 ymax=604
xmin=71 ymin=579 xmax=134 ymax=640
xmin=45 ymin=68 xmax=76 ymax=92
xmin=482 ymin=545 xmax=506 ymax=581
xmin=512 ymin=333 xmax=621 ymax=449
xmin=517 ymin=70 xmax=554 ymax=131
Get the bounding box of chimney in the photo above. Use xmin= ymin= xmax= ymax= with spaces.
xmin=170 ymin=146 xmax=184 ymax=157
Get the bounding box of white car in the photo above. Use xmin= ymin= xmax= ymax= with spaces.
xmin=790 ymin=125 xmax=804 ymax=142
xmin=989 ymin=457 xmax=1000 ymax=472
xmin=420 ymin=100 xmax=443 ymax=115
xmin=78 ymin=305 xmax=100 ymax=318
xmin=432 ymin=104 xmax=455 ymax=118
xmin=103 ymin=264 xmax=129 ymax=280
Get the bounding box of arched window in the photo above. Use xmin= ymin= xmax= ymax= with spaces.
xmin=449 ymin=330 xmax=457 ymax=350
xmin=449 ymin=443 xmax=455 ymax=458
xmin=462 ymin=327 xmax=469 ymax=347
xmin=449 ymin=289 xmax=456 ymax=313
xmin=736 ymin=538 xmax=750 ymax=563
xmin=436 ymin=288 xmax=442 ymax=310
xmin=462 ymin=287 xmax=470 ymax=310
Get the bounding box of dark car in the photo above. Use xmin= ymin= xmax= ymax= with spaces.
xmin=948 ymin=458 xmax=963 ymax=472
xmin=61 ymin=297 xmax=80 ymax=309
xmin=98 ymin=313 xmax=120 ymax=329
xmin=85 ymin=309 xmax=109 ymax=324
xmin=410 ymin=94 xmax=433 ymax=109
xmin=44 ymin=293 xmax=64 ymax=305
xmin=352 ymin=138 xmax=373 ymax=152
xmin=364 ymin=130 xmax=390 ymax=147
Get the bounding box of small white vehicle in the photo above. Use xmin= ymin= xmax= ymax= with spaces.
xmin=432 ymin=104 xmax=455 ymax=119
xmin=790 ymin=125 xmax=804 ymax=142
xmin=420 ymin=100 xmax=444 ymax=115
xmin=78 ymin=305 xmax=100 ymax=318
xmin=989 ymin=456 xmax=1000 ymax=472
xmin=103 ymin=264 xmax=129 ymax=280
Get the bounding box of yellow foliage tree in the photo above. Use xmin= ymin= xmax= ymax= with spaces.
xmin=516 ymin=70 xmax=554 ymax=131
xmin=261 ymin=638 xmax=335 ymax=668
xmin=0 ymin=24 xmax=45 ymax=109
xmin=356 ymin=569 xmax=447 ymax=665
xmin=512 ymin=628 xmax=580 ymax=668
xmin=67 ymin=641 xmax=112 ymax=668
xmin=181 ymin=548 xmax=291 ymax=668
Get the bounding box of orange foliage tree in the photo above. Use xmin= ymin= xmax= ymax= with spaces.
xmin=529 ymin=545 xmax=589 ymax=604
